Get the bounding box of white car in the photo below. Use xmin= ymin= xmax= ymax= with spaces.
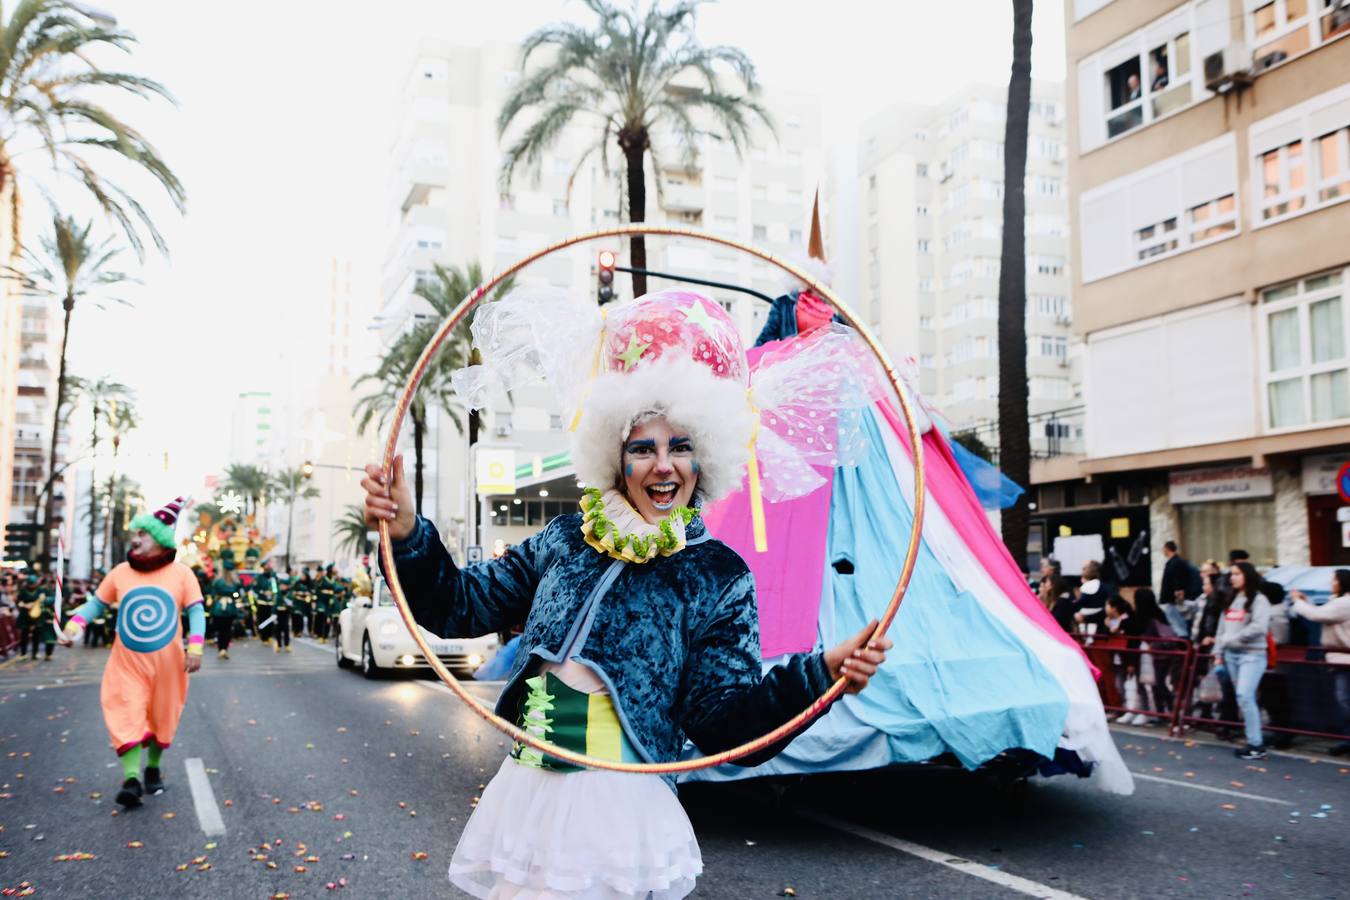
xmin=334 ymin=575 xmax=498 ymax=679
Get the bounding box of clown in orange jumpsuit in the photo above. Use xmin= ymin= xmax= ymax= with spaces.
xmin=64 ymin=496 xmax=205 ymax=808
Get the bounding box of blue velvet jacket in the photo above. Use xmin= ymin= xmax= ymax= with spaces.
xmin=386 ymin=512 xmax=834 ymax=770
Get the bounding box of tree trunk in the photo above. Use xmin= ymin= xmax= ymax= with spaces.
xmin=89 ymin=403 xmax=99 ymax=573
xmin=997 ymin=0 xmax=1034 ymax=574
xmin=412 ymin=409 xmax=426 ymax=516
xmin=620 ymin=127 xmax=648 ymax=297
xmin=41 ymin=295 xmax=75 ymax=566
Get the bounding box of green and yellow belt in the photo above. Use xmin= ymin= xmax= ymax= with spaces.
xmin=511 ymin=672 xmax=640 ymax=772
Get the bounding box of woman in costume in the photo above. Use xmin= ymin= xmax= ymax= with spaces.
xmin=62 ymin=496 xmax=205 ymax=808
xmin=363 ymin=289 xmax=891 ymax=899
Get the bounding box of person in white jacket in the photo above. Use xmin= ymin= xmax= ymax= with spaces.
xmin=1290 ymin=568 xmax=1350 ymax=757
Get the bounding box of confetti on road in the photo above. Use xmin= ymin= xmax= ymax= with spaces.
xmin=411 ymin=851 xmax=429 ymax=861
xmin=53 ymin=852 xmax=96 ymax=861
xmin=1221 ymin=804 xmax=1236 ymax=810
xmin=126 ymin=841 xmax=144 ymax=849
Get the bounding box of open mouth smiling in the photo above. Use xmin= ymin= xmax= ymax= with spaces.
xmin=645 ymin=481 xmax=680 ymax=510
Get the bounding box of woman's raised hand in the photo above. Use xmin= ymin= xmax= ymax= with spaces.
xmin=823 ymin=619 xmax=892 ymax=695
xmin=361 ymin=454 xmax=416 ymax=542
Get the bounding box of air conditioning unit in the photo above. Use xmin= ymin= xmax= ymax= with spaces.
xmin=1204 ymin=42 xmax=1252 ymax=91
xmin=493 ymin=424 xmax=512 ymax=438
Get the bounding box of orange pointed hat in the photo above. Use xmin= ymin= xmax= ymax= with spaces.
xmin=807 ymin=187 xmax=826 ymax=263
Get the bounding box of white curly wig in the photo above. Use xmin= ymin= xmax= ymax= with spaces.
xmin=570 ymin=356 xmax=757 ymax=503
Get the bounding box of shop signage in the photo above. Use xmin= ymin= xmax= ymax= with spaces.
xmin=1339 ymin=461 xmax=1350 ymax=504
xmin=1302 ymin=453 xmax=1350 ymax=496
xmin=475 ymin=448 xmax=517 ymax=496
xmin=1168 ymin=465 xmax=1273 ymax=504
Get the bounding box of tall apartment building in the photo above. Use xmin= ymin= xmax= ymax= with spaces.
xmin=0 ymin=182 xmax=20 ymax=560
xmin=1061 ymin=0 xmax=1350 ymax=581
xmin=379 ymin=40 xmax=823 ymax=555
xmin=5 ymin=292 xmax=66 ymax=564
xmin=253 ymin=257 xmax=380 ymax=568
xmin=228 ymin=391 xmax=277 ymax=467
xmin=855 ymin=83 xmax=1077 ymax=459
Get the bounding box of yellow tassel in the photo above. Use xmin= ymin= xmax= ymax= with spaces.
xmin=746 ymin=399 xmax=767 ymax=553
xmin=569 ymin=309 xmax=608 ymax=433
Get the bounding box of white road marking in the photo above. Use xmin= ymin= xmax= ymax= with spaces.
xmin=1129 ymin=771 xmax=1293 ymax=805
xmin=801 ymin=811 xmax=1090 ymax=900
xmin=184 ymin=757 xmax=226 ymax=836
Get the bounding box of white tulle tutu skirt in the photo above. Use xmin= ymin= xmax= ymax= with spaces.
xmin=449 ymin=756 xmax=703 ymax=899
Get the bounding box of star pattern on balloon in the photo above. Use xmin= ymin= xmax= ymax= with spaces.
xmin=616 ymin=332 xmax=650 ymax=371
xmin=217 ymin=491 xmax=245 ymax=515
xmin=679 ymin=296 xmax=720 ymax=334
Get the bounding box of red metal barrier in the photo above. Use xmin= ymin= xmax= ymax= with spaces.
xmin=1072 ymin=632 xmax=1350 ymax=743
xmin=0 ymin=615 xmax=18 ymax=657
xmin=1072 ymin=633 xmax=1194 ymax=734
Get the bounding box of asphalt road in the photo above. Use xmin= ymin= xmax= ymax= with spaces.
xmin=0 ymin=638 xmax=1345 ymax=899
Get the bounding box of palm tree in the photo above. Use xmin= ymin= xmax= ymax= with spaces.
xmin=99 ymin=397 xmax=136 ymax=570
xmin=498 ymin=0 xmax=771 ymax=297
xmin=0 ymin=0 xmax=186 ymax=257
xmin=271 ymin=467 xmax=320 ymax=569
xmin=331 ymin=504 xmax=373 ymax=560
xmin=7 ymin=214 xmax=132 ymax=563
xmin=70 ymin=376 xmax=130 ymax=570
xmin=354 ymin=263 xmax=514 ymax=515
xmin=996 ymin=0 xmax=1034 ymax=571
xmin=222 ymin=463 xmax=270 ymax=517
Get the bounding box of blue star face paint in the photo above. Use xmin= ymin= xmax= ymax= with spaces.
xmin=624 ymin=463 xmax=633 ymax=477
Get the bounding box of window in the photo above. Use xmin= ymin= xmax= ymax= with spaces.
xmin=1317 ymin=126 xmax=1350 ymax=201
xmin=1034 ymin=138 xmax=1063 ymax=160
xmin=1030 ymin=256 xmax=1065 ymax=277
xmin=788 ymin=228 xmax=802 ymax=243
xmin=1248 ymin=0 xmax=1350 ymax=70
xmin=1076 ymin=3 xmax=1224 ymax=150
xmin=919 ymin=316 xmax=933 ymax=329
xmin=1251 ymin=83 xmax=1350 ymax=226
xmin=1260 ymin=267 xmax=1350 ymax=429
xmin=552 ymin=199 xmax=569 ymax=216
xmin=752 ymin=224 xmax=767 ymax=241
xmin=918 ymin=277 xmax=933 ymax=292
xmin=1188 ymin=193 xmax=1237 ymax=242
xmin=916 ymin=205 xmax=929 ymax=216
xmin=916 ymin=239 xmax=930 ymax=253
xmin=1033 ymin=176 xmax=1063 ymax=196
xmin=752 ymin=185 xmax=767 ymax=201
xmin=916 ymin=163 xmax=928 ymax=178
xmin=868 ymin=173 xmax=877 ymax=191
xmin=714 ymin=215 xmax=736 ymax=235
xmin=549 ymin=414 xmax=563 ymax=431
xmin=1079 ymin=134 xmax=1240 ymax=282
xmin=1134 ymin=216 xmax=1179 ymax=260
xmin=1035 ymin=335 xmax=1069 ymax=359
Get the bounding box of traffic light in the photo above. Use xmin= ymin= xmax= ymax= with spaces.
xmin=597 ymin=250 xmax=616 ymax=304
xmin=301 ymin=461 xmax=314 ymax=479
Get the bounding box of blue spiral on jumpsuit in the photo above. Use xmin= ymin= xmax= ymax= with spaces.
xmin=116 ymin=586 xmax=179 ymax=653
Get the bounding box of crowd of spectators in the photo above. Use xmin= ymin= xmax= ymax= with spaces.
xmin=1036 ymin=545 xmax=1350 ymax=760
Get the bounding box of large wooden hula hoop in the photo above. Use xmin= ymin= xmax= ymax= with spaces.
xmin=379 ymin=224 xmax=926 ymax=774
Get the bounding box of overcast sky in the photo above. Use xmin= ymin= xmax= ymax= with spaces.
xmin=51 ymin=0 xmax=1067 ymax=502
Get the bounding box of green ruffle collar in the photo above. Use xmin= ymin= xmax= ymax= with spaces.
xmin=578 ymin=487 xmax=696 ymax=563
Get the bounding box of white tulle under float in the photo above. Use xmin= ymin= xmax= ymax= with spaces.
xmin=449 ymin=757 xmax=703 ymax=899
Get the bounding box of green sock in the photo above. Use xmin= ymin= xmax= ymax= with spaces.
xmin=146 ymin=744 xmax=163 ymax=769
xmin=119 ymin=746 xmax=142 ymax=781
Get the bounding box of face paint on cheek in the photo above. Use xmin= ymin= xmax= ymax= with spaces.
xmin=691 ymin=460 xmax=699 ymax=473
xmin=624 ymin=463 xmax=633 ymax=477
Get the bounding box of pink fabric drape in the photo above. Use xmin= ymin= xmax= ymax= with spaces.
xmin=703 ymin=471 xmax=833 ymax=658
